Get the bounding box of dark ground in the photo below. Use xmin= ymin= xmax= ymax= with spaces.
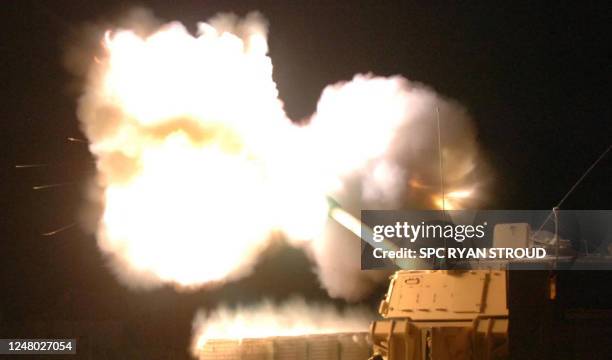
xmin=1 ymin=1 xmax=610 ymax=358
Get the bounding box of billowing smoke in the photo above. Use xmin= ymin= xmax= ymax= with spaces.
xmin=191 ymin=298 xmax=374 ymax=356
xmin=300 ymin=75 xmax=482 ymax=300
xmin=74 ymin=11 xmax=484 ymax=299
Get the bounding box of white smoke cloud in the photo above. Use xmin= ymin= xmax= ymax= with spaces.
xmin=300 ymin=75 xmax=482 ymax=300
xmin=74 ymin=11 xmax=485 ymax=300
xmin=191 ymin=297 xmax=374 ymax=356
xmin=75 ymin=11 xmax=288 ymax=290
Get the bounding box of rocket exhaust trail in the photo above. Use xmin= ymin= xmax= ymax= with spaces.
xmin=326 ymin=196 xmax=418 ymax=269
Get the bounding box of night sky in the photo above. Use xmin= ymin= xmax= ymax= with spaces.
xmin=2 ymin=1 xmax=610 ymax=357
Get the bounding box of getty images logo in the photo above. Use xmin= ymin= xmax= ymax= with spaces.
xmin=371 ymin=221 xmax=488 ymax=243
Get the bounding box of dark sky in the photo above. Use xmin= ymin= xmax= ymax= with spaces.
xmin=1 ymin=0 xmax=610 ymax=356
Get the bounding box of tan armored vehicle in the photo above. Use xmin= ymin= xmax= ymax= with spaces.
xmin=370 ymin=270 xmax=509 ymax=360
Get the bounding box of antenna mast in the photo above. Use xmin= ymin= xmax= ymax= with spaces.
xmin=533 ymin=143 xmax=611 ymax=250
xmin=436 ymin=104 xmax=446 ymax=212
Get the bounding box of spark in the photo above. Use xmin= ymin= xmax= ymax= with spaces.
xmin=41 ymin=223 xmax=77 ymax=236
xmin=15 ymin=163 xmax=49 ymax=168
xmin=32 ymin=182 xmax=75 ymax=190
xmin=67 ymin=137 xmax=88 ymax=143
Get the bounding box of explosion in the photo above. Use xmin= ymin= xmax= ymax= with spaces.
xmin=77 ymin=11 xmax=483 ymax=297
